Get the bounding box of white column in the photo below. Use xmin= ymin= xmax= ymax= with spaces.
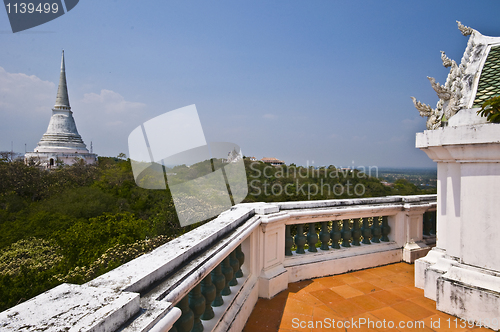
xmin=254 ymin=204 xmax=289 ymax=299
xmin=401 ymin=206 xmax=432 ymax=263
xmin=415 ymin=123 xmax=500 ymax=329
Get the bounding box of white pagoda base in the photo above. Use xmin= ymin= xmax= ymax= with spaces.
xmin=25 ymin=150 xmax=97 ymax=168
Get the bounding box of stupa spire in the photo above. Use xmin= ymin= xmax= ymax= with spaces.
xmin=54 ymin=50 xmax=70 ymax=109
xmin=34 ymin=51 xmax=87 ymax=151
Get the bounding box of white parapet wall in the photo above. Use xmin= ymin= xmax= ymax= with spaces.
xmin=0 ymin=195 xmax=436 ymax=332
xmin=0 ymin=283 xmax=140 ymax=332
xmin=415 ymin=122 xmax=500 ymax=330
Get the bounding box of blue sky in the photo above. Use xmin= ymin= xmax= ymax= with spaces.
xmin=2 ymin=1 xmax=500 ymax=168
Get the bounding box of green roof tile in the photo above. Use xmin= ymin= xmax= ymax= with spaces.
xmin=473 ymin=45 xmax=500 ymax=107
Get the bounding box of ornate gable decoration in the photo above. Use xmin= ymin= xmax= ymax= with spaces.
xmin=412 ymin=21 xmax=500 ymax=129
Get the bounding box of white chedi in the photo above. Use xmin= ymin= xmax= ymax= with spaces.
xmin=25 ymin=51 xmax=97 ymax=168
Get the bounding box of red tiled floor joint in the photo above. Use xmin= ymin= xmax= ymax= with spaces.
xmin=243 ymin=263 xmax=494 ymax=332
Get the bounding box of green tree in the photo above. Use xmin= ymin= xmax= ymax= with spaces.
xmin=477 ymin=95 xmax=500 ymax=123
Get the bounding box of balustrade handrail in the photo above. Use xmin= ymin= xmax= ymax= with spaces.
xmin=276 ymin=194 xmax=437 ymax=210
xmin=259 ymin=195 xmax=436 ymax=227
xmin=86 ymin=206 xmax=256 ymax=294
xmin=150 ymin=215 xmax=260 ymax=304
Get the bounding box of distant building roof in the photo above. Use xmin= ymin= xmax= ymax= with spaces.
xmin=261 ymin=157 xmax=285 ymax=165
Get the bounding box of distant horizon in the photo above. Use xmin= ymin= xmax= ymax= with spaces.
xmin=4 ymin=149 xmax=438 ymax=171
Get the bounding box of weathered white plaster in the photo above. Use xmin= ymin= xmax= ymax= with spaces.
xmin=87 ymin=206 xmax=255 ymax=294
xmin=414 ymin=247 xmax=445 ymax=289
xmin=254 ymin=204 xmax=279 ymax=215
xmin=416 ymin=123 xmax=500 ymax=329
xmin=258 ymin=265 xmax=289 ymax=298
xmin=285 ymin=243 xmax=402 ymax=283
xmin=423 ymin=255 xmax=459 ymax=301
xmin=403 ymin=241 xmax=430 ymax=263
xmin=448 ymin=108 xmax=487 ymax=126
xmin=399 ymin=205 xmax=435 ymax=262
xmin=147 ymin=307 xmax=181 ymax=332
xmin=437 ymin=264 xmax=500 ymax=330
xmin=0 ymin=283 xmax=139 ymax=332
xmin=124 ymin=300 xmax=176 ymax=332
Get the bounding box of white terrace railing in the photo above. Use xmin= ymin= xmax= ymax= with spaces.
xmin=0 ymin=195 xmax=436 ymax=332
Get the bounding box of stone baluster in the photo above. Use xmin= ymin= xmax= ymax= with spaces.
xmin=319 ymin=222 xmax=330 ymax=250
xmin=330 ymin=220 xmax=341 ymax=249
xmin=423 ymin=212 xmax=431 ymax=236
xmin=430 ymin=211 xmax=437 ymax=235
xmin=371 ymin=216 xmax=381 ymax=243
xmin=351 ymin=218 xmax=361 ymax=246
xmin=211 ymin=264 xmax=225 ymax=307
xmin=173 ymin=296 xmax=194 ymax=332
xmin=200 ymin=274 xmax=216 ymax=321
xmin=221 ymin=257 xmax=233 ymax=296
xmin=229 ymin=250 xmax=239 ymax=286
xmin=381 ymin=216 xmax=390 ymax=242
xmin=341 ymin=220 xmax=352 ymax=247
xmin=189 ymin=283 xmax=206 ymax=332
xmin=294 ymin=224 xmax=306 ymax=254
xmin=361 ymin=217 xmax=371 ymax=244
xmin=285 ymin=225 xmax=293 ymax=256
xmin=235 ymin=244 xmax=245 ymax=278
xmin=307 ymin=223 xmax=318 ymax=252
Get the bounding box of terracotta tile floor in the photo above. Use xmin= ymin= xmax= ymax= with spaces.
xmin=243 ymin=263 xmax=493 ymax=332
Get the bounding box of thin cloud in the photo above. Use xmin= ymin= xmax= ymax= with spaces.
xmin=80 ymin=89 xmax=146 ymax=115
xmin=0 ymin=67 xmax=148 ymax=157
xmin=0 ymin=66 xmax=54 ymax=115
xmin=402 ymin=117 xmax=424 ymax=128
xmin=263 ymin=113 xmax=276 ymax=119
xmin=74 ymin=90 xmax=148 ymax=156
xmin=0 ymin=67 xmax=55 ymax=151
